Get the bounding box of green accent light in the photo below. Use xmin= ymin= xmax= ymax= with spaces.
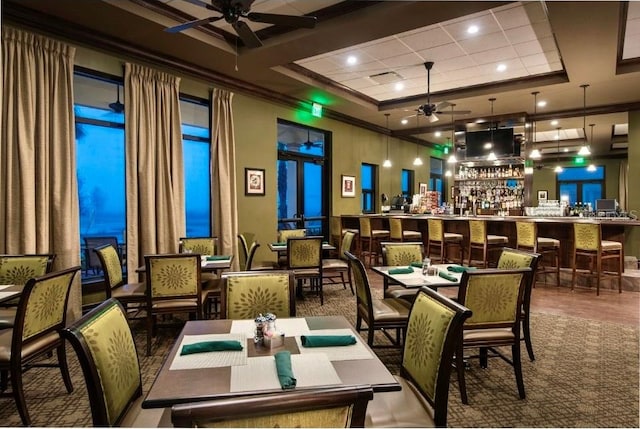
xmin=525 ymin=159 xmax=533 ymax=167
xmin=311 ymin=102 xmax=323 ymax=118
xmin=574 ymin=156 xmax=585 ymax=165
xmin=444 ymin=146 xmax=449 ymax=154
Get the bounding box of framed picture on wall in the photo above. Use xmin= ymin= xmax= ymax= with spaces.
xmin=245 ymin=168 xmax=265 ymax=196
xmin=538 ymin=190 xmax=548 ymax=201
xmin=419 ymin=182 xmax=428 ymax=196
xmin=341 ymin=175 xmax=356 ymax=197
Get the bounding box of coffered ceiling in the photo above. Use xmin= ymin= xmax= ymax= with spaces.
xmin=4 ymin=0 xmax=640 ymax=158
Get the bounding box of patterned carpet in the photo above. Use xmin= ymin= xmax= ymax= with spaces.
xmin=1 ymin=281 xmax=638 ymax=427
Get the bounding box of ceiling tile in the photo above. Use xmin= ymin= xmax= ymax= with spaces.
xmin=493 ymin=4 xmax=531 ymax=30
xmin=399 ymin=27 xmax=454 ymax=51
xmin=416 ymin=43 xmax=466 ymax=62
xmin=379 ymin=52 xmax=424 ymax=69
xmin=360 ymin=39 xmax=413 ymax=60
xmin=469 ymin=46 xmax=518 ymax=64
xmin=435 ymin=55 xmax=477 ymax=72
xmin=457 ymin=32 xmax=511 ymax=54
xmin=504 ymin=25 xmax=538 ymax=44
xmin=441 ymin=12 xmax=499 ymax=42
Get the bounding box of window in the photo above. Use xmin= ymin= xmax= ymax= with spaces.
xmin=429 ymin=158 xmax=444 ymax=205
xmin=557 ymin=166 xmax=604 ymax=208
xmin=361 ymin=163 xmax=376 ymax=214
xmin=401 ymin=169 xmax=414 ymax=201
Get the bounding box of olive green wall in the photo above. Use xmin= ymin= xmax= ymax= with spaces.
xmin=626 ymin=110 xmax=640 ymax=258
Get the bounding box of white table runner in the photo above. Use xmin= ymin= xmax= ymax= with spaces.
xmin=169 ymin=333 xmax=247 ymax=370
xmin=294 ymin=329 xmax=374 ymax=361
xmin=0 ymin=285 xmax=14 ymax=291
xmin=230 ymin=318 xmax=311 ymax=339
xmin=230 ymin=353 xmax=342 ymax=393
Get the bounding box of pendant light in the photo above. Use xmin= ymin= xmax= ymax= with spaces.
xmin=587 ymin=123 xmax=597 ymax=172
xmin=447 ymin=104 xmax=457 ymax=164
xmin=413 ymin=114 xmax=423 ymax=166
xmin=577 ymin=84 xmax=591 ymax=156
xmin=529 ymin=91 xmax=541 ymax=159
xmin=444 ymin=137 xmax=453 ymax=176
xmin=487 ymin=98 xmax=497 ymax=161
xmin=554 ymin=127 xmax=563 ymax=173
xmin=382 ymin=113 xmax=392 ymax=168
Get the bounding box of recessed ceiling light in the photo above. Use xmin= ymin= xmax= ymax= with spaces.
xmin=563 ymin=148 xmax=569 ymax=152
xmin=394 ymin=82 xmax=404 ymax=91
xmin=475 ymin=119 xmax=485 ymax=124
xmin=550 ymin=120 xmax=558 ymax=126
xmin=496 ymin=64 xmax=507 ymax=72
xmin=537 ymin=100 xmax=547 ymax=107
xmin=467 ymin=25 xmax=479 ymax=34
xmin=401 ymin=119 xmax=408 ymax=125
xmin=483 ymin=142 xmax=493 ymax=149
xmin=435 ymin=131 xmax=441 ymax=137
xmin=346 ymin=55 xmax=357 ymax=65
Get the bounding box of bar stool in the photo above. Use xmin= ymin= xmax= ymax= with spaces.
xmin=572 ymin=223 xmax=622 ymax=295
xmin=358 ymin=217 xmax=390 ymax=267
xmin=329 ymin=216 xmax=358 ymax=249
xmin=515 ymin=221 xmax=560 ymax=287
xmin=389 ymin=218 xmax=422 ymax=242
xmin=467 ymin=219 xmax=508 ymax=268
xmin=426 ymin=218 xmax=463 ymax=264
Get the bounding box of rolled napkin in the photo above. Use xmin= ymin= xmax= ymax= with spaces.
xmin=301 ymin=335 xmax=357 ymax=347
xmin=206 ymin=255 xmax=230 ymax=261
xmin=409 ymin=262 xmax=424 ymax=268
xmin=180 ymin=340 xmax=243 ymax=356
xmin=446 ymin=265 xmax=477 ymax=273
xmin=388 ymin=266 xmax=414 ymax=275
xmin=274 ymin=351 xmax=296 ymax=390
xmin=438 ymin=271 xmax=458 ymax=282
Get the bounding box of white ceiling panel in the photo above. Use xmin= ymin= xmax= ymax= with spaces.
xmin=399 ymin=27 xmax=454 ymax=51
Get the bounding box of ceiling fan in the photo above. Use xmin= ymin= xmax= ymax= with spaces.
xmin=165 ymin=0 xmax=317 ymax=49
xmin=404 ymin=61 xmax=470 ymax=123
xmin=109 ymin=84 xmax=124 ymax=113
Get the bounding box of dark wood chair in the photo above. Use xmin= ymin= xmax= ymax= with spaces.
xmin=515 ymin=221 xmax=560 ymax=287
xmin=84 ymin=236 xmax=119 ymax=275
xmin=93 ymin=244 xmax=146 ymax=315
xmin=427 ymin=218 xmax=464 ymax=264
xmin=467 ymin=219 xmax=508 ymax=268
xmin=380 ymin=241 xmax=424 ymax=302
xmin=571 ymin=223 xmax=623 ymax=295
xmin=287 ymin=236 xmax=324 ymax=304
xmin=322 ymin=230 xmax=356 ymax=295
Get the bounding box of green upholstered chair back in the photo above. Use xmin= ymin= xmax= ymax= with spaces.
xmin=428 ymin=218 xmax=444 ymax=241
xmin=222 ymin=271 xmax=295 ymax=319
xmin=330 ymin=216 xmax=342 ymax=238
xmin=358 ymin=217 xmax=372 ymax=238
xmin=497 ymin=248 xmax=537 ymax=270
xmin=515 ymin=222 xmax=536 ymax=248
xmin=63 ymin=298 xmax=142 ymax=426
xmin=278 ymin=229 xmax=306 ymax=242
xmin=402 ymin=287 xmax=472 ymax=427
xmin=345 ymin=252 xmax=373 ymax=316
xmin=382 ymin=242 xmax=424 ymax=266
xmin=15 ymin=266 xmax=80 ymax=343
xmin=339 ymin=231 xmax=356 ymax=261
xmin=84 ymin=236 xmax=119 ymax=272
xmin=458 ymin=268 xmax=529 ymax=328
xmin=94 ymin=244 xmax=123 ymax=291
xmin=170 ymin=385 xmax=374 ymax=428
xmin=389 ymin=218 xmax=403 ymax=240
xmin=145 ymin=254 xmax=200 ymax=299
xmin=287 ymin=236 xmax=322 ymax=270
xmin=180 ymin=237 xmax=217 ymax=255
xmin=573 ymin=223 xmax=601 ymax=251
xmin=0 ymin=254 xmax=54 ymax=285
xmin=468 ymin=220 xmax=487 ymax=245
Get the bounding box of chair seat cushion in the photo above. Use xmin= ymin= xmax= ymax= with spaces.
xmin=371 ymin=298 xmax=410 ymax=322
xmin=601 ymin=240 xmax=622 ymax=251
xmin=0 ymin=329 xmax=60 ymax=364
xmin=342 ymin=228 xmax=359 ymax=235
xmin=385 ymin=286 xmax=418 ymax=303
xmin=365 ymin=375 xmax=435 ymax=427
xmin=292 ymin=268 xmax=321 ymax=277
xmin=371 ymin=229 xmax=390 ymax=237
xmin=0 ymin=307 xmax=17 ymax=329
xmin=537 ymin=237 xmax=560 ymax=247
xmin=403 ymin=230 xmax=422 ymax=239
xmin=463 ymin=327 xmax=514 ymax=345
xmin=444 ymin=232 xmax=463 ymax=242
xmin=322 ymin=258 xmax=348 ymax=270
xmin=487 ymin=235 xmax=509 ymax=244
xmin=112 ymin=282 xmax=146 ymax=300
xmin=152 ymin=299 xmax=198 ymax=310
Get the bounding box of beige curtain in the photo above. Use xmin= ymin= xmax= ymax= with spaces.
xmin=1 ymin=27 xmax=81 ymax=319
xmin=125 ymin=63 xmax=185 ymax=279
xmin=211 ymin=89 xmax=239 ymax=270
xmin=619 ymin=159 xmax=628 ymax=212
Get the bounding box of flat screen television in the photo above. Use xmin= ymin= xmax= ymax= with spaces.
xmin=595 ymin=199 xmax=617 ymax=212
xmin=464 ymin=128 xmax=517 ymax=159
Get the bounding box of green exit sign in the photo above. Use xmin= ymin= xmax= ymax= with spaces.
xmin=311 ymin=102 xmax=323 ymax=118
xmin=444 ymin=146 xmax=449 ymax=154
xmin=574 ymin=156 xmax=585 ymax=165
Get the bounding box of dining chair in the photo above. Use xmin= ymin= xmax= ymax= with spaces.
xmin=515 ymin=221 xmax=560 ymax=287
xmin=93 ymin=244 xmax=146 ymax=315
xmin=365 ymin=286 xmax=472 ymax=428
xmin=345 ymin=252 xmax=410 ymax=348
xmin=220 ymin=270 xmax=295 ymax=319
xmin=144 ymin=254 xmax=203 ymax=355
xmin=171 ymin=385 xmax=374 ymax=428
xmin=84 ymin=236 xmax=119 ymax=275
xmin=380 ymin=241 xmax=424 ymax=302
xmin=496 ymin=248 xmax=540 ymax=362
xmin=287 ymin=236 xmax=324 ymax=304
xmin=238 ymin=233 xmax=278 ymax=270
xmin=388 ymin=217 xmax=422 ymax=242
xmin=62 ymin=298 xmax=170 ymax=427
xmin=357 ymin=217 xmax=390 ymax=267
xmin=322 ymin=231 xmax=356 ymax=295
xmin=571 ymin=223 xmax=623 ymax=295
xmin=0 ymin=266 xmax=80 ymax=426
xmin=179 ymin=237 xmax=220 ymax=318
xmin=455 ymin=267 xmax=532 ymax=404
xmin=467 ymin=219 xmax=508 ymax=268
xmin=179 ymin=236 xmax=218 ymax=256
xmin=277 ymin=229 xmax=307 ymax=267
xmin=426 ymin=218 xmax=464 ymax=264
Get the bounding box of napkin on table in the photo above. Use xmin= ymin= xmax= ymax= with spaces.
xmin=446 ymin=265 xmax=477 ymax=273
xmin=274 ymin=351 xmax=296 ymax=390
xmin=180 ymin=340 xmax=243 ymax=356
xmin=300 ymin=335 xmax=357 ymax=347
xmin=409 ymin=262 xmax=424 ymax=268
xmin=206 ymin=255 xmax=230 ymax=261
xmin=388 ymin=267 xmax=414 ymax=275
xmin=438 ymin=271 xmax=458 ymax=282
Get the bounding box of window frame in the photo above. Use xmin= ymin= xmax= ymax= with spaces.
xmin=361 ymin=163 xmax=377 ymax=214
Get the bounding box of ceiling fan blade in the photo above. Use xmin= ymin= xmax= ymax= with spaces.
xmin=428 ymin=113 xmax=439 ymax=123
xmin=233 ymin=20 xmax=263 ymax=48
xmin=247 ymin=12 xmax=317 ymax=28
xmin=435 ymin=101 xmax=451 ymax=111
xmin=436 ymin=109 xmax=472 ymax=115
xmin=165 ymin=16 xmax=223 ymax=33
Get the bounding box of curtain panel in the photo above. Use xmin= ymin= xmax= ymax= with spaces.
xmin=124 ymin=63 xmax=185 ymax=280
xmin=1 ymin=27 xmax=81 ymax=319
xmin=211 ymin=89 xmax=239 ymax=270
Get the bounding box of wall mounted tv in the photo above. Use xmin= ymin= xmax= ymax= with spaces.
xmin=464 ymin=128 xmax=518 ymax=159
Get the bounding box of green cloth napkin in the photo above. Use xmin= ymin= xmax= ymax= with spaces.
xmin=446 ymin=265 xmax=477 ymax=273
xmin=409 ymin=262 xmax=424 ymax=268
xmin=274 ymin=351 xmax=296 ymax=390
xmin=180 ymin=340 xmax=243 ymax=356
xmin=438 ymin=271 xmax=458 ymax=282
xmin=388 ymin=266 xmax=414 ymax=275
xmin=301 ymin=335 xmax=357 ymax=347
xmin=206 ymin=255 xmax=230 ymax=261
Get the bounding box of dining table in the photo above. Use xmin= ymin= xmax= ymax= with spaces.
xmin=267 ymin=242 xmax=336 ymax=253
xmin=371 ymin=263 xmax=464 ymax=291
xmin=0 ymin=284 xmax=22 ymax=304
xmin=141 ymin=315 xmax=400 ymax=409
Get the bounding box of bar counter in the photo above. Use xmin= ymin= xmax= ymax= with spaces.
xmin=340 ymin=214 xmax=640 ymax=268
